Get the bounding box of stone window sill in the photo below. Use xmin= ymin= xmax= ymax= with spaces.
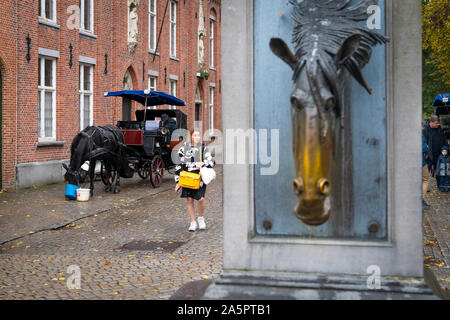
xmin=79 ymin=30 xmax=98 ymax=40
xmin=36 ymin=141 xmax=65 ymax=147
xmin=38 ymin=18 xmax=60 ymax=30
xmin=170 ymin=56 xmax=179 ymax=62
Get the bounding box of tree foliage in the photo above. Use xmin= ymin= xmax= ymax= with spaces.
xmin=422 ymin=0 xmax=450 ymax=115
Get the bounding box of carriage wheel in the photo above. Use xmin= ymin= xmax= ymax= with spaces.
xmin=137 ymin=161 xmax=151 ymax=179
xmin=150 ymin=155 xmax=164 ymax=188
xmin=100 ymin=161 xmax=117 ymax=186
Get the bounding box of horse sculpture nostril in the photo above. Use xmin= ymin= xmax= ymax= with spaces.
xmin=317 ymin=178 xmax=330 ymax=196
xmin=293 ymin=178 xmax=304 ymax=196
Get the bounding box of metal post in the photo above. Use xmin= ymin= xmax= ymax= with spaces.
xmin=153 ymin=0 xmax=170 ymax=63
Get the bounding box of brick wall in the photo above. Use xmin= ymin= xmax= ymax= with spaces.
xmin=0 ymin=0 xmax=221 ymax=189
xmin=0 ymin=0 xmax=18 ymax=189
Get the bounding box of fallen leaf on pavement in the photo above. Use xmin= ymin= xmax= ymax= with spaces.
xmin=425 ymin=240 xmax=438 ymax=247
xmin=430 ymin=262 xmax=445 ymax=267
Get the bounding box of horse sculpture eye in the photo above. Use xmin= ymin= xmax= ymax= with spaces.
xmin=325 ymin=98 xmax=335 ymax=111
xmin=291 ymin=96 xmax=304 ymax=110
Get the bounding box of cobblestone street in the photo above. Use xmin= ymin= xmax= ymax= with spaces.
xmin=423 ymin=180 xmax=450 ymax=298
xmin=0 ymin=171 xmax=223 ymax=300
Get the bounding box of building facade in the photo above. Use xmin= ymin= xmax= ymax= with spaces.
xmin=0 ymin=0 xmax=221 ymax=189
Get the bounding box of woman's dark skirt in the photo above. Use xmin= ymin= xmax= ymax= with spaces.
xmin=181 ymin=184 xmax=207 ymax=200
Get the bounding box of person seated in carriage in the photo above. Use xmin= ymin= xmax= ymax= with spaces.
xmin=161 ymin=113 xmax=178 ymax=136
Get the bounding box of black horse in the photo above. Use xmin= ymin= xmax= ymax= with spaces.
xmin=63 ymin=125 xmax=133 ymax=196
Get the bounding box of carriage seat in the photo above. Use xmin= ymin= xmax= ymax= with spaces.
xmin=117 ymin=121 xmax=142 ymax=130
xmin=145 ymin=120 xmax=161 ymax=134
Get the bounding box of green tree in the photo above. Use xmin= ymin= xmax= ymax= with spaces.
xmin=422 ymin=0 xmax=450 ymax=116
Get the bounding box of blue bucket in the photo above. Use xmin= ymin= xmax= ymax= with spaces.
xmin=65 ymin=184 xmax=80 ymax=200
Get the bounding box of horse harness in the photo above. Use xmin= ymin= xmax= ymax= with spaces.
xmin=80 ymin=126 xmax=123 ymax=162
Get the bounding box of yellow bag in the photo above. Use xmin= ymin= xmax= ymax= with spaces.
xmin=178 ymin=145 xmax=203 ymax=190
xmin=178 ymin=171 xmax=201 ymax=190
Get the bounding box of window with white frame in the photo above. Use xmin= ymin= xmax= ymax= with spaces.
xmin=80 ymin=0 xmax=94 ymax=33
xmin=148 ymin=76 xmax=157 ymax=109
xmin=169 ymin=0 xmax=177 ymax=58
xmin=39 ymin=0 xmax=57 ymax=22
xmin=149 ymin=76 xmax=157 ymax=92
xmin=170 ymin=80 xmax=177 ymax=110
xmin=79 ymin=64 xmax=94 ymax=130
xmin=149 ymin=0 xmax=157 ymax=52
xmin=209 ymin=87 xmax=214 ymax=134
xmin=38 ymin=57 xmax=56 ymax=140
xmin=209 ymin=16 xmax=215 ymax=68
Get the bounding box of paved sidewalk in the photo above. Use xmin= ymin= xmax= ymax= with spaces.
xmin=0 ymin=173 xmax=175 ymax=244
xmin=423 ymin=180 xmax=450 ymax=299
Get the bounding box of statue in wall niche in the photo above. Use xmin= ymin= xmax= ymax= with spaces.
xmin=123 ymin=70 xmax=133 ymax=90
xmin=128 ymin=0 xmax=140 ymax=53
xmin=198 ymin=32 xmax=206 ymax=69
xmin=270 ymin=0 xmax=388 ymax=226
xmin=198 ymin=0 xmax=206 ymax=69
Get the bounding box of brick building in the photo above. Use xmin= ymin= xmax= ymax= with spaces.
xmin=0 ymin=0 xmax=221 ymax=189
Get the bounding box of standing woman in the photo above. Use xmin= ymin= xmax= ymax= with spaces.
xmin=174 ymin=130 xmax=215 ymax=231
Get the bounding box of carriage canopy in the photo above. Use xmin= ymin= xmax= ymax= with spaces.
xmin=104 ymin=90 xmax=186 ymax=107
xmin=433 ymin=93 xmax=450 ymax=116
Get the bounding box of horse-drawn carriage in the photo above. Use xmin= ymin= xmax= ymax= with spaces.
xmin=103 ymin=90 xmax=186 ymax=188
xmin=433 ymin=93 xmax=450 ymax=141
xmin=64 ymin=90 xmax=186 ymax=197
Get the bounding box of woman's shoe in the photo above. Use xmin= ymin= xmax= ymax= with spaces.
xmin=198 ymin=217 xmax=206 ymax=230
xmin=188 ymin=221 xmax=198 ymax=232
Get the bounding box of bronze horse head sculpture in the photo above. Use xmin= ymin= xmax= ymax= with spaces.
xmin=270 ymin=0 xmax=387 ymax=225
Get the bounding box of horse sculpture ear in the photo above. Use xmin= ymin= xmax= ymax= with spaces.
xmin=336 ymin=34 xmax=373 ymax=95
xmin=62 ymin=163 xmax=69 ymax=172
xmin=270 ymin=38 xmax=298 ymax=70
xmin=335 ymin=34 xmax=361 ymax=65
